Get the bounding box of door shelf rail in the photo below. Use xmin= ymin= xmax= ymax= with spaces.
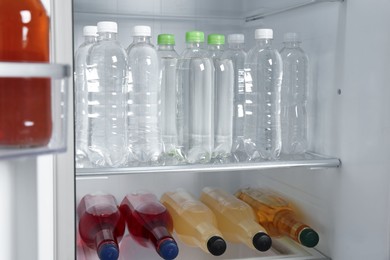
xmin=76 ymin=152 xmax=341 ymax=177
xmin=0 ymin=62 xmax=70 ymax=160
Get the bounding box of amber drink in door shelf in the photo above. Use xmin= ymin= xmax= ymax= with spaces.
xmin=200 ymin=187 xmax=272 ymax=252
xmin=161 ymin=189 xmax=227 ymax=256
xmin=0 ymin=0 xmax=51 ymax=147
xmin=235 ymin=187 xmax=319 ymax=248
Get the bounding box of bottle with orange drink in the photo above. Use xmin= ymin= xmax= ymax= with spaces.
xmin=235 ymin=187 xmax=319 ymax=248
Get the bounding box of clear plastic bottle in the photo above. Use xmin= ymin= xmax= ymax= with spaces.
xmin=157 ymin=34 xmax=184 ymax=165
xmin=244 ymin=29 xmax=282 ymax=160
xmin=221 ymin=34 xmax=247 ymax=162
xmin=208 ymin=34 xmax=234 ymax=163
xmin=127 ymin=26 xmax=161 ymax=165
xmin=177 ymin=31 xmax=215 ymax=163
xmin=86 ymin=21 xmax=128 ymax=167
xmin=280 ymin=32 xmax=308 ymax=155
xmin=75 ymin=26 xmax=97 ymax=168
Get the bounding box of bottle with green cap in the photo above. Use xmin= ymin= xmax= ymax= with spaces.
xmin=235 ymin=187 xmax=319 ymax=248
xmin=176 ymin=31 xmax=215 ymax=163
xmin=207 ymin=34 xmax=234 ymax=163
xmin=157 ymin=34 xmax=184 ymax=165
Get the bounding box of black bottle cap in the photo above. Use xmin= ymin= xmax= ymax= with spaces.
xmin=207 ymin=236 xmax=227 ymax=256
xmin=299 ymin=228 xmax=319 ymax=248
xmin=253 ymin=232 xmax=272 ymax=252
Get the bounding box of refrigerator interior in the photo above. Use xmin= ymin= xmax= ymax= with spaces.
xmin=72 ymin=0 xmax=390 ymax=260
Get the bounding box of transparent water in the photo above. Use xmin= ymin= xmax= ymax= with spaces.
xmin=221 ymin=43 xmax=247 ymax=162
xmin=86 ymin=32 xmax=128 ymax=167
xmin=177 ymin=42 xmax=214 ymax=163
xmin=244 ymin=39 xmax=282 ymax=160
xmin=75 ymin=35 xmax=95 ymax=168
xmin=158 ymin=44 xmax=184 ymax=165
xmin=127 ymin=36 xmax=161 ymax=165
xmin=280 ymin=41 xmax=308 ymax=155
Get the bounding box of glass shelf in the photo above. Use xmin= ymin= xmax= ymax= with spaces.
xmin=0 ymin=62 xmax=70 ymax=160
xmin=73 ymin=0 xmax=343 ymax=22
xmin=76 ymin=152 xmax=341 ymax=177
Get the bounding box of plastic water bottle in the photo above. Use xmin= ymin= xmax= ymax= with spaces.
xmin=208 ymin=34 xmax=234 ymax=163
xmin=157 ymin=34 xmax=184 ymax=165
xmin=75 ymin=26 xmax=97 ymax=168
xmin=177 ymin=31 xmax=214 ymax=163
xmin=127 ymin=26 xmax=161 ymax=165
xmin=280 ymin=32 xmax=308 ymax=155
xmin=244 ymin=29 xmax=282 ymax=160
xmin=86 ymin=21 xmax=128 ymax=167
xmin=221 ymin=34 xmax=247 ymax=162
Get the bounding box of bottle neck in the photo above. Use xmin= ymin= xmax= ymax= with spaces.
xmin=84 ymin=35 xmax=96 ymax=44
xmin=275 ymin=211 xmax=306 ymax=242
xmin=208 ymin=44 xmax=224 ymax=51
xmin=256 ymin=38 xmax=272 ymax=47
xmin=133 ymin=36 xmax=152 ymax=44
xmin=158 ymin=44 xmax=175 ymax=51
xmin=228 ymin=42 xmax=244 ymax=49
xmin=186 ymin=42 xmax=204 ymax=49
xmin=283 ymin=41 xmax=300 ymax=48
xmin=94 ymin=228 xmax=117 ymax=250
xmin=98 ymin=32 xmax=117 ymax=41
xmin=150 ymin=226 xmax=173 ymax=248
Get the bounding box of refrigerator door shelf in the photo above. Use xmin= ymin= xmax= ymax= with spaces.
xmin=76 ymin=152 xmax=341 ymax=177
xmin=0 ymin=62 xmax=70 ymax=160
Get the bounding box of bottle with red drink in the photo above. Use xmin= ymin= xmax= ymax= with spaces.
xmin=77 ymin=194 xmax=126 ymax=260
xmin=0 ymin=0 xmax=52 ymax=147
xmin=120 ymin=192 xmax=179 ymax=260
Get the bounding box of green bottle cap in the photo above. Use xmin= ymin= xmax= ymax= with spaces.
xmin=158 ymin=34 xmax=175 ymax=45
xmin=299 ymin=228 xmax=319 ymax=248
xmin=207 ymin=34 xmax=225 ymax=45
xmin=185 ymin=31 xmax=205 ymax=43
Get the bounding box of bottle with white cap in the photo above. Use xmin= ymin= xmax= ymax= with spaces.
xmin=86 ymin=21 xmax=128 ymax=167
xmin=208 ymin=34 xmax=234 ymax=163
xmin=221 ymin=34 xmax=247 ymax=162
xmin=75 ymin=25 xmax=97 ymax=168
xmin=127 ymin=25 xmax=161 ymax=165
xmin=244 ymin=28 xmax=282 ymax=160
xmin=157 ymin=34 xmax=185 ymax=165
xmin=177 ymin=31 xmax=215 ymax=164
xmin=280 ymin=32 xmax=309 ymax=155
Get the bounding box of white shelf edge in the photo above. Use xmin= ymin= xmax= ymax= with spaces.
xmin=0 ymin=62 xmax=70 ymax=79
xmin=245 ymin=0 xmax=344 ymax=22
xmin=76 ymin=152 xmax=341 ymax=177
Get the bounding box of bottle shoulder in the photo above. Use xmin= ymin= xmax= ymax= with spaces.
xmin=280 ymin=48 xmax=308 ymax=60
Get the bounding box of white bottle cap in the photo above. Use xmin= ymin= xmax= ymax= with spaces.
xmin=255 ymin=29 xmax=273 ymax=39
xmin=284 ymin=32 xmax=301 ymax=42
xmin=83 ymin=26 xmax=98 ymax=36
xmin=132 ymin=25 xmax=151 ymax=37
xmin=97 ymin=21 xmax=118 ymax=33
xmin=228 ymin=34 xmax=245 ymax=44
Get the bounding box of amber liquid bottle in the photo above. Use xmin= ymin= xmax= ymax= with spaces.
xmin=200 ymin=187 xmax=272 ymax=252
xmin=0 ymin=0 xmax=51 ymax=147
xmin=161 ymin=189 xmax=227 ymax=256
xmin=235 ymin=187 xmax=319 ymax=248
